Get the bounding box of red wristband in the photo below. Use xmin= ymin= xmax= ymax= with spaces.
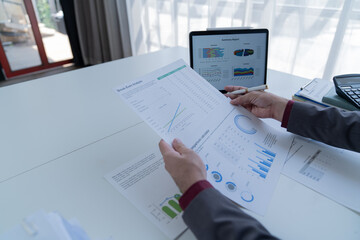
xmin=179 ymin=180 xmax=213 ymax=210
xmin=281 ymin=100 xmax=294 ymax=128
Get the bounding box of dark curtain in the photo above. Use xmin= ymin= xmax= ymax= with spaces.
xmin=73 ymin=0 xmax=132 ymax=65
xmin=59 ymin=0 xmax=85 ymax=67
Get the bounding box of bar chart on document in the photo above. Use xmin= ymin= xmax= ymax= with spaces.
xmin=104 ymin=150 xmax=187 ymax=239
xmin=211 ymin=115 xmax=276 ymax=180
xmin=284 ymin=137 xmax=339 ymax=182
xmin=149 ymin=193 xmax=183 ymax=223
xmin=197 ymin=108 xmax=287 ymax=215
xmin=283 ymin=136 xmax=360 ymax=212
xmin=115 ymin=60 xmax=226 ymax=143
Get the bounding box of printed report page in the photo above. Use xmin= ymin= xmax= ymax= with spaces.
xmin=114 ymin=59 xmax=292 ymax=215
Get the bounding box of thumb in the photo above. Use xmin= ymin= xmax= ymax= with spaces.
xmin=172 ymin=138 xmax=189 ymax=154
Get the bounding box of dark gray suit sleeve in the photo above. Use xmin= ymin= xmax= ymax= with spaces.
xmin=182 ymin=188 xmax=279 ymax=240
xmin=287 ymin=102 xmax=360 ymax=152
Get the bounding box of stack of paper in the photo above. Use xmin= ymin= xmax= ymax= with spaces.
xmin=293 ymin=78 xmax=359 ymax=110
xmin=292 ymin=78 xmax=332 ymax=107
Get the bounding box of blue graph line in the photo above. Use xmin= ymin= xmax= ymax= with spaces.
xmin=168 ymin=103 xmax=181 ymax=132
xmin=159 ymin=194 xmax=180 ymax=206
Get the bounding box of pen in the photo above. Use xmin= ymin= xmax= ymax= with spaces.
xmin=227 ymin=84 xmax=268 ymax=95
xmin=300 ymin=79 xmax=316 ymax=90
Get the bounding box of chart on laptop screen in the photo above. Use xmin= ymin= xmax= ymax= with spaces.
xmin=191 ymin=30 xmax=268 ymax=90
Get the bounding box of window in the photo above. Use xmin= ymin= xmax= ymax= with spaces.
xmin=126 ymin=0 xmax=360 ymax=80
xmin=0 ymin=0 xmax=73 ymax=78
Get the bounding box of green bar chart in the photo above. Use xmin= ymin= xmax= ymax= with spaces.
xmin=169 ymin=200 xmax=182 ymax=213
xmin=160 ymin=194 xmax=182 ymax=219
xmin=162 ymin=206 xmax=177 ymax=219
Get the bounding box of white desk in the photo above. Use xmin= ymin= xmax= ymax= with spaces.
xmin=0 ymin=47 xmax=359 ymax=239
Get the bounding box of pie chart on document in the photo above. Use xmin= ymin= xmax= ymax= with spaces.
xmin=234 ymin=115 xmax=257 ymax=135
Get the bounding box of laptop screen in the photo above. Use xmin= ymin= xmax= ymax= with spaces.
xmin=190 ymin=29 xmax=268 ymax=92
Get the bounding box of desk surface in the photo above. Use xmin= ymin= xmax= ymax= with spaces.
xmin=0 ymin=47 xmax=359 ymax=240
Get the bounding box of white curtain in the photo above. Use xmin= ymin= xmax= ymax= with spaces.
xmin=126 ymin=0 xmax=360 ymax=81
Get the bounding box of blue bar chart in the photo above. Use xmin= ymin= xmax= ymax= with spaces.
xmin=248 ymin=143 xmax=276 ymax=179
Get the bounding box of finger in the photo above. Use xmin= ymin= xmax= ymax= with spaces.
xmin=230 ymin=92 xmax=256 ymax=106
xmin=159 ymin=139 xmax=175 ymax=156
xmin=172 ymin=138 xmax=189 ymax=154
xmin=231 ymin=96 xmax=251 ymax=106
xmin=225 ymin=93 xmax=239 ymax=99
xmin=224 ymin=85 xmax=246 ymax=92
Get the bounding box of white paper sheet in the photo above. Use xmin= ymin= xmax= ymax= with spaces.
xmin=298 ymin=78 xmax=332 ymax=103
xmin=104 ymin=150 xmax=187 ymax=239
xmin=115 ymin=60 xmax=228 ymax=144
xmin=283 ymin=136 xmax=360 ymax=212
xmin=114 ymin=59 xmax=292 ymax=215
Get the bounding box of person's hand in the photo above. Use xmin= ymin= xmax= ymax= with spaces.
xmin=159 ymin=138 xmax=207 ymax=193
xmin=224 ymin=85 xmax=289 ymax=121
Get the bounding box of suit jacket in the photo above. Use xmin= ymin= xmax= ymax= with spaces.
xmin=288 ymin=102 xmax=360 ymax=152
xmin=182 ymin=102 xmax=360 ymax=240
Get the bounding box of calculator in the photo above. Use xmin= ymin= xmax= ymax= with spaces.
xmin=333 ymin=74 xmax=360 ymax=109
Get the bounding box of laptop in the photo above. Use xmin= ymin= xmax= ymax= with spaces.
xmin=189 ymin=28 xmax=269 ymax=93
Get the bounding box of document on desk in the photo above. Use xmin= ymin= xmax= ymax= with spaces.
xmin=114 ymin=59 xmax=293 ymax=215
xmin=298 ymin=78 xmax=332 ymax=103
xmin=104 ymin=150 xmax=187 ymax=239
xmin=283 ymin=136 xmax=360 ymax=212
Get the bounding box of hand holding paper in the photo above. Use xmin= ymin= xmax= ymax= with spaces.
xmin=159 ymin=138 xmax=207 ymax=193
